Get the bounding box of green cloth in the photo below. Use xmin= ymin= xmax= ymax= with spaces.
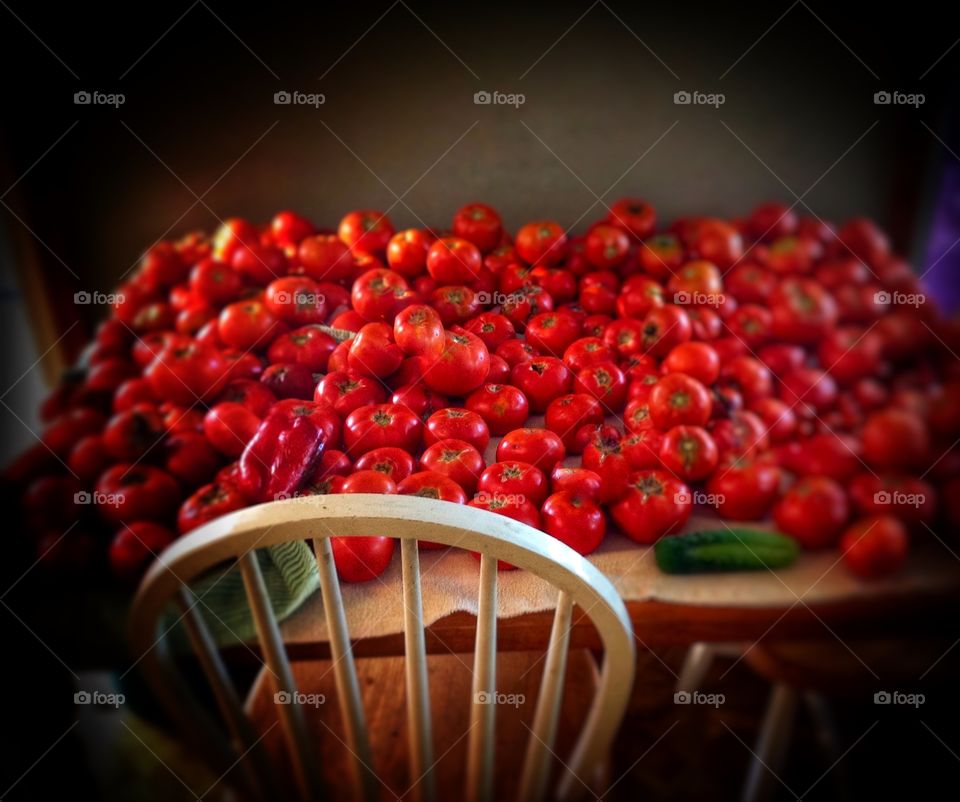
xmin=167 ymin=542 xmax=320 ymax=648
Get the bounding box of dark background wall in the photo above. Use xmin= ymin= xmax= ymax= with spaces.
xmin=0 ymin=0 xmax=956 ymax=346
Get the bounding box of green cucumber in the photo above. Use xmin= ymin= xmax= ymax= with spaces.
xmin=654 ymin=528 xmax=799 ymax=574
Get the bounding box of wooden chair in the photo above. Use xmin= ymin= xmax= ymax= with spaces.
xmin=129 ymin=494 xmax=636 ymax=802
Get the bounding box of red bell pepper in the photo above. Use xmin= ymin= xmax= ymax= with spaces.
xmin=238 ymin=407 xmax=327 ymax=503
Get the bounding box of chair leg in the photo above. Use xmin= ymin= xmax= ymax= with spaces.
xmin=741 ymin=683 xmax=798 ymax=802
xmin=804 ymin=692 xmax=852 ymax=802
xmin=675 ymin=642 xmax=716 ymax=695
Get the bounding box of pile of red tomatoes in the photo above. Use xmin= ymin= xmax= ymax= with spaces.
xmin=9 ymin=199 xmax=960 ymax=585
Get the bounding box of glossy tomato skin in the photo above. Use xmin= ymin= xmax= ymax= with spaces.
xmin=847 ymin=473 xmax=936 ymax=525
xmin=354 ymin=447 xmax=416 ymax=483
xmin=770 ymin=278 xmax=838 ymax=344
xmin=511 ymin=357 xmax=572 ymax=413
xmin=581 ymin=431 xmax=630 ymax=503
xmin=773 ymin=476 xmax=849 ymax=549
xmin=611 ymin=470 xmax=692 ymax=544
xmin=496 ymin=429 xmax=566 ymax=473
xmin=268 ymin=327 xmax=337 ymax=372
xmin=398 ymin=470 xmax=467 ymax=504
xmin=108 ymin=521 xmax=177 ymax=582
xmin=315 ymin=371 xmax=386 ymax=417
xmin=338 ymin=210 xmax=394 ymax=255
xmin=386 ymin=229 xmax=433 ymax=278
xmin=608 ymin=198 xmax=656 ymax=239
xmin=331 ymin=536 xmax=395 ymax=582
xmin=264 ymin=276 xmax=329 ymax=326
xmin=347 ymin=322 xmax=403 ymax=378
xmin=638 ymin=233 xmax=683 ymax=279
xmin=585 ymin=224 xmax=630 ymax=269
xmin=550 ymin=466 xmax=603 ymax=501
xmin=525 ymin=312 xmax=581 ymax=356
xmin=478 ymin=460 xmax=548 ymax=507
xmin=706 ymin=457 xmax=781 ymax=520
xmin=343 ymin=404 xmax=423 ymax=457
xmin=621 ymin=430 xmax=664 ymax=470
xmin=641 ymin=305 xmax=692 ymax=357
xmin=465 ymin=384 xmax=530 ymax=435
xmin=839 ymin=516 xmax=908 ymax=578
xmin=424 ymin=408 xmax=490 ymax=453
xmin=426 ymin=237 xmax=482 ymax=284
xmin=393 ymin=304 xmax=444 ymax=359
xmin=422 ymin=330 xmax=490 ymax=397
xmin=649 ymin=373 xmax=712 ymax=429
xmin=464 ymin=312 xmax=515 ymax=351
xmin=218 ymin=300 xmax=287 ymax=351
xmin=658 ymin=425 xmax=719 ymax=482
xmin=453 ymin=203 xmax=503 ymax=253
xmin=541 ymin=491 xmax=606 ymax=555
xmin=351 ymin=268 xmax=411 ymax=322
xmin=95 ymin=464 xmax=181 ymax=526
xmin=663 ymin=342 xmax=720 ymax=386
xmin=545 ymin=394 xmax=604 ymax=452
xmin=420 ymin=438 xmax=485 ymax=495
xmin=164 ymin=430 xmax=221 ymax=487
xmin=515 ymin=220 xmax=567 ymax=266
xmin=860 ymin=408 xmax=930 ymax=471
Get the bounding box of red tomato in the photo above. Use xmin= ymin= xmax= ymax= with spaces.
xmin=331 ymin=536 xmax=395 ymax=582
xmin=102 ymin=405 xmax=165 ymax=462
xmin=686 ymin=218 xmax=743 ymax=268
xmin=338 ymin=210 xmax=394 ymax=254
xmin=267 ymin=326 xmax=337 ymax=372
xmin=581 ymin=430 xmax=630 ymax=503
xmin=541 ymin=491 xmax=606 ymax=555
xmin=465 ymin=384 xmax=529 ymax=435
xmin=68 ymin=435 xmax=112 ymax=484
xmin=720 ymin=356 xmax=773 ymax=404
xmin=861 ymin=408 xmax=930 ymax=471
xmin=398 ymin=470 xmax=468 ymax=504
xmin=607 ymin=198 xmax=656 ymax=239
xmin=770 ymin=278 xmax=838 ymax=344
xmin=95 ymin=464 xmax=181 ymax=525
xmin=706 ymin=457 xmax=781 ymax=520
xmin=478 ymin=460 xmax=548 ymax=507
xmin=315 ymin=371 xmax=386 ymax=417
xmin=511 ymin=357 xmax=572 ymax=413
xmin=749 ymin=398 xmax=797 ymax=443
xmin=230 ymin=243 xmax=287 ymax=285
xmin=420 ymin=439 xmax=485 ymax=495
xmin=585 ymin=224 xmax=630 ymax=269
xmin=525 ymin=312 xmax=581 ymax=356
xmin=464 ymin=312 xmax=515 ymax=350
xmin=649 ymin=373 xmax=712 ymax=429
xmin=343 ymin=404 xmax=423 ymax=457
xmin=270 ymin=210 xmax=314 ymax=247
xmin=340 ymin=469 xmax=398 ymax=495
xmin=496 ymin=338 xmax=539 ymax=368
xmin=390 ymin=384 xmax=448 ymax=422
xmin=550 ymin=465 xmax=603 ymax=500
xmin=422 ymin=329 xmax=490 ymax=397
xmin=610 ymin=470 xmax=692 ymax=544
xmin=621 ymin=430 xmax=664 ymax=470
xmin=297 ymin=234 xmax=355 ymax=282
xmin=264 ymin=276 xmax=329 ymax=326
xmin=658 ymin=425 xmax=719 ymax=482
xmin=515 ymin=220 xmax=567 ymax=266
xmin=351 ymin=268 xmax=411 ymax=322
xmin=164 ymin=430 xmax=221 ymax=487
xmin=420 ymin=407 xmax=488 ymax=452
xmin=218 ymin=300 xmax=286 ymax=351
xmin=573 ymin=364 xmax=627 ymax=410
xmin=189 ymin=258 xmax=244 ymax=305
xmin=637 ymin=233 xmax=683 ymax=279
xmin=430 ymin=285 xmax=480 ymax=326
xmin=259 ymin=363 xmax=315 ymax=400
xmin=144 ymin=342 xmax=227 ymax=406
xmin=840 ymin=516 xmax=908 ymax=579
xmin=663 ymin=342 xmax=720 ymax=385
xmin=453 ymin=203 xmax=503 ymax=252
xmin=641 ymin=305 xmax=692 ymax=357
xmin=393 ymin=304 xmax=444 ymax=359
xmin=847 ymin=473 xmax=935 ymax=525
xmin=386 ymin=229 xmax=433 ymax=277
xmin=426 ymin=237 xmax=482 ymax=284
xmin=354 ymin=447 xmax=416 ymax=483
xmin=496 ymin=429 xmax=566 ymax=472
xmin=348 ymin=322 xmax=404 ymax=378
xmin=545 ymin=393 xmax=604 ymax=452
xmin=773 ymin=476 xmax=849 ymax=549
xmin=708 ymin=410 xmax=769 ymax=460
xmin=177 ymin=480 xmax=247 ymax=534
xmin=108 ymin=521 xmax=177 ymax=582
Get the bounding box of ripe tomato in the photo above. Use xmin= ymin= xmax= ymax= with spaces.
xmin=581 ymin=430 xmax=630 ymax=503
xmin=351 ymin=268 xmax=412 ymax=323
xmin=525 ymin=312 xmax=581 ymax=356
xmin=686 ymin=218 xmax=743 ymax=268
xmin=770 ymin=278 xmax=838 ymax=344
xmin=343 ymin=403 xmax=423 ymax=457
xmin=338 ymin=210 xmax=394 ymax=255
xmin=393 ymin=304 xmax=444 ymax=359
xmin=386 ymin=229 xmax=433 ymax=277
xmin=354 ymin=447 xmax=416 ymax=483
xmin=398 ymin=470 xmax=468 ymax=504
xmin=658 ymin=425 xmax=719 ymax=482
xmin=515 ymin=220 xmax=567 ymax=265
xmin=638 ymin=233 xmax=683 ymax=279
xmin=545 ymin=393 xmax=604 ymax=451
xmin=95 ymin=464 xmax=181 ymax=526
xmin=177 ymin=479 xmax=248 ymax=533
xmin=218 ymin=300 xmax=286 ymax=351
xmin=541 ymin=491 xmax=606 ymax=555
xmin=102 ymin=405 xmax=165 ymax=461
xmin=145 ymin=342 xmax=227 ymax=406
xmin=610 ymin=470 xmax=692 ymax=544
xmin=662 ymin=342 xmax=720 ymax=386
xmin=779 ymin=367 xmax=838 ymax=415
xmin=621 ymin=429 xmax=663 ymax=470
xmin=464 ymin=312 xmax=515 ymax=351
xmin=478 ymin=460 xmax=548 ymax=507
xmin=264 ymin=276 xmax=329 ymax=326
xmin=230 ymin=243 xmax=287 ymax=285
xmin=861 ymin=408 xmax=930 ymax=471
xmin=607 ymin=198 xmax=656 ymax=239
xmin=108 ymin=521 xmax=177 ymax=582
xmin=430 ymin=285 xmax=479 ymax=326
xmin=297 ymin=234 xmax=355 ymax=281
xmin=496 ymin=429 xmax=565 ymax=472
xmin=68 ymin=435 xmax=112 ymax=484
xmin=465 ymin=384 xmax=529 ymax=435
xmin=315 ymin=371 xmax=386 ymax=417
xmin=563 ymin=337 xmax=616 ymax=373
xmin=585 ymin=224 xmax=630 ymax=269
xmin=267 ymin=326 xmax=337 ymax=372
xmin=452 ymin=203 xmax=503 ymax=252
xmin=348 ymin=322 xmax=404 ymax=378
xmin=550 ymin=465 xmax=602 ymax=500
xmin=720 ymin=356 xmax=773 ymax=404
xmin=708 ymin=410 xmax=769 ymax=459
xmin=847 ymin=473 xmax=935 ymax=525
xmin=203 ymin=402 xmax=261 ymax=457
xmin=426 ymin=237 xmax=482 ymax=284
xmin=190 ymin=258 xmax=244 ymax=305
xmin=840 ymin=516 xmax=907 ymax=579
xmin=422 ymin=329 xmax=490 ymax=397
xmin=649 ymin=373 xmax=712 ymax=429
xmin=706 ymin=457 xmax=781 ymax=520
xmin=773 ymin=476 xmax=849 ymax=549
xmin=641 ymin=305 xmax=692 ymax=357
xmin=511 ymin=357 xmax=572 ymax=413
xmin=420 ymin=438 xmax=485 ymax=494
xmin=331 ymin=536 xmax=395 ymax=582
xmin=423 ymin=408 xmax=489 ymax=452
xmin=340 ymin=469 xmax=398 ymax=495
xmin=749 ymin=398 xmax=797 ymax=443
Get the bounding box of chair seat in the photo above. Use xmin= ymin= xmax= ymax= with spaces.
xmin=245 ymin=649 xmax=602 ymax=801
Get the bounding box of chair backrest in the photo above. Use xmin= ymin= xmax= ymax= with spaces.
xmin=129 ymin=493 xmax=635 ymax=802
